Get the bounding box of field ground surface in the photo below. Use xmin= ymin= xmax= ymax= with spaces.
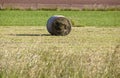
xmin=1 ymin=0 xmax=120 ymax=5
xmin=0 ymin=0 xmax=120 ymax=10
xmin=0 ymin=10 xmax=120 ymax=26
xmin=0 ymin=26 xmax=120 ymax=78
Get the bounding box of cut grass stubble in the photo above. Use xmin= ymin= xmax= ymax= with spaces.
xmin=0 ymin=26 xmax=120 ymax=78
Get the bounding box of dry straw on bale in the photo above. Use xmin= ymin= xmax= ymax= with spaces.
xmin=47 ymin=15 xmax=72 ymax=36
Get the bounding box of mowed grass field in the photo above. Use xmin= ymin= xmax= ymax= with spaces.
xmin=0 ymin=26 xmax=120 ymax=78
xmin=0 ymin=10 xmax=120 ymax=78
xmin=0 ymin=10 xmax=120 ymax=26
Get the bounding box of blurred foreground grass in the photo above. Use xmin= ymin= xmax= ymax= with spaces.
xmin=0 ymin=26 xmax=120 ymax=78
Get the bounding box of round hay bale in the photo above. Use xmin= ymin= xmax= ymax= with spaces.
xmin=47 ymin=15 xmax=72 ymax=36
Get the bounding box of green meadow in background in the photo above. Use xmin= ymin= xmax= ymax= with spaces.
xmin=0 ymin=10 xmax=120 ymax=27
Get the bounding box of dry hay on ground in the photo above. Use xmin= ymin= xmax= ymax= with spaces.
xmin=0 ymin=26 xmax=120 ymax=78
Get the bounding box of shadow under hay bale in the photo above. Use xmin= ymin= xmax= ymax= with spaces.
xmin=47 ymin=15 xmax=72 ymax=36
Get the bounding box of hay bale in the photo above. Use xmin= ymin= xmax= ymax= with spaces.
xmin=47 ymin=15 xmax=72 ymax=36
